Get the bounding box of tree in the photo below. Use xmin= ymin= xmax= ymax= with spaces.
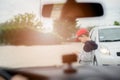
xmin=0 ymin=13 xmax=62 ymax=45
xmin=10 ymin=13 xmax=42 ymax=29
xmin=0 ymin=13 xmax=43 ymax=45
xmin=114 ymin=21 xmax=120 ymax=26
xmin=0 ymin=13 xmax=43 ymax=31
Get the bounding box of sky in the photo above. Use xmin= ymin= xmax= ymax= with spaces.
xmin=0 ymin=0 xmax=40 ymax=23
xmin=0 ymin=0 xmax=120 ymax=27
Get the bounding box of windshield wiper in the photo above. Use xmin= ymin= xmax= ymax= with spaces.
xmin=100 ymin=40 xmax=113 ymax=42
xmin=100 ymin=39 xmax=120 ymax=42
xmin=113 ymin=39 xmax=120 ymax=42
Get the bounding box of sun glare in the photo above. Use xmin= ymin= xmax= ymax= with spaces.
xmin=41 ymin=18 xmax=53 ymax=33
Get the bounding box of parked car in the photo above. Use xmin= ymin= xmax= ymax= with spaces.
xmin=90 ymin=26 xmax=120 ymax=66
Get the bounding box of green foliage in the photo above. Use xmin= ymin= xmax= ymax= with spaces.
xmin=114 ymin=21 xmax=120 ymax=26
xmin=0 ymin=13 xmax=43 ymax=45
xmin=1 ymin=13 xmax=42 ymax=30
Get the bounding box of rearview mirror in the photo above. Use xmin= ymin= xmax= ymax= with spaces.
xmin=42 ymin=0 xmax=104 ymax=20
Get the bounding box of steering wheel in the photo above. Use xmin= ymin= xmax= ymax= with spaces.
xmin=0 ymin=69 xmax=12 ymax=80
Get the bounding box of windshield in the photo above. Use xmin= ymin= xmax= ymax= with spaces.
xmin=99 ymin=28 xmax=120 ymax=42
xmin=0 ymin=0 xmax=120 ymax=68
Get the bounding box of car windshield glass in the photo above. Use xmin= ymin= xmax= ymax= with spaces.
xmin=0 ymin=0 xmax=120 ymax=68
xmin=99 ymin=28 xmax=120 ymax=42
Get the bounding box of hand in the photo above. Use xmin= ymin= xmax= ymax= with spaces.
xmin=0 ymin=76 xmax=5 ymax=80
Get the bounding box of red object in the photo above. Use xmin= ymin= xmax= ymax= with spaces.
xmin=76 ymin=28 xmax=89 ymax=37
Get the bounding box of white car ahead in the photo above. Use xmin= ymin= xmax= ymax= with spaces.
xmin=90 ymin=26 xmax=120 ymax=66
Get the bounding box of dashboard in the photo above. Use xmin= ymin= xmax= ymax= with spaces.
xmin=1 ymin=66 xmax=120 ymax=80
